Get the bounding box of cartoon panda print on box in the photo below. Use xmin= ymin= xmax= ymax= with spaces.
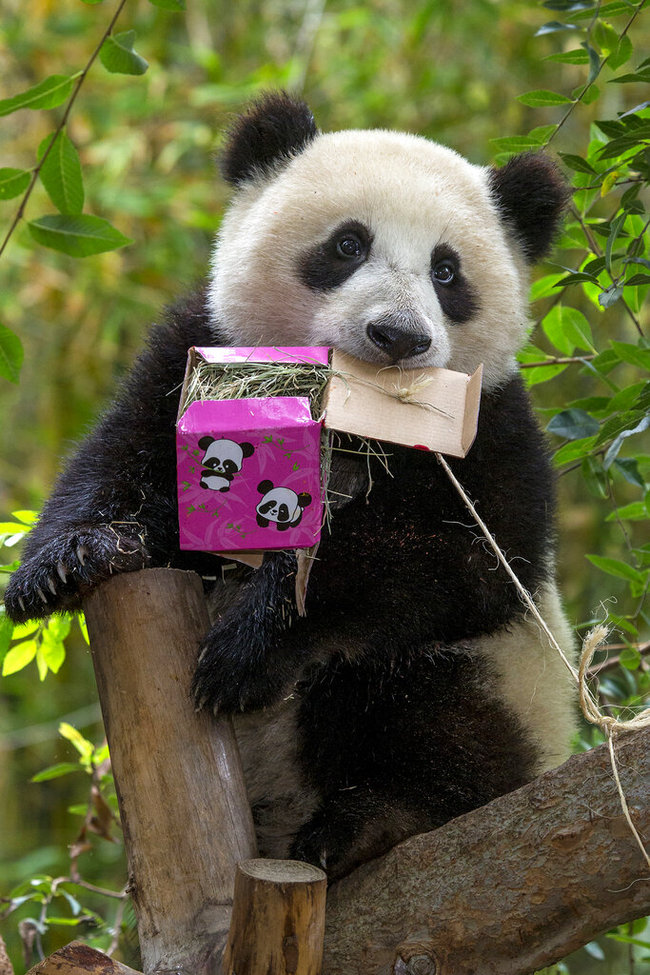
xmin=5 ymin=93 xmax=576 ymax=880
xmin=256 ymin=481 xmax=312 ymax=530
xmin=198 ymin=436 xmax=254 ymax=492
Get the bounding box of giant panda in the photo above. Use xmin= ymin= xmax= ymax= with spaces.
xmin=5 ymin=92 xmax=576 ymax=880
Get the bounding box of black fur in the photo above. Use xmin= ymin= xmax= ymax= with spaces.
xmin=220 ymin=91 xmax=318 ymax=186
xmin=299 ymin=221 xmax=373 ymax=291
xmin=488 ymin=152 xmax=570 ymax=263
xmin=431 ymin=243 xmax=480 ymax=323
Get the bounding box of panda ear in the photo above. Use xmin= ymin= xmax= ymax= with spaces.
xmin=240 ymin=442 xmax=255 ymax=458
xmin=488 ymin=152 xmax=570 ymax=264
xmin=220 ymin=91 xmax=318 ymax=187
xmin=297 ymin=493 xmax=312 ymax=508
xmin=258 ymin=479 xmax=274 ymax=494
xmin=198 ymin=436 xmax=215 ymax=450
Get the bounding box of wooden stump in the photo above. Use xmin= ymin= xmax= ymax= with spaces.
xmin=224 ymin=859 xmax=327 ymax=975
xmin=84 ymin=568 xmax=257 ymax=975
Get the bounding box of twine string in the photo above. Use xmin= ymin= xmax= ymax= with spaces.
xmin=435 ymin=451 xmax=650 ymax=870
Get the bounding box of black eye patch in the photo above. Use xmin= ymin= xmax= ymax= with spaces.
xmin=430 ymin=244 xmax=480 ymax=324
xmin=299 ymin=221 xmax=372 ymax=292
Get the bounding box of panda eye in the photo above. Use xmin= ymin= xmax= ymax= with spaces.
xmin=432 ymin=259 xmax=456 ymax=286
xmin=336 ymin=233 xmax=364 ymax=260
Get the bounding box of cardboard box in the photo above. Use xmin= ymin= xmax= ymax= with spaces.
xmin=324 ymin=350 xmax=482 ymax=457
xmin=176 ymin=347 xmax=482 ymax=555
xmin=176 ymin=348 xmax=328 ymax=554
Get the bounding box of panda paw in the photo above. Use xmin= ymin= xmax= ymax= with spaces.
xmin=4 ymin=525 xmax=150 ymax=623
xmin=289 ymin=811 xmax=356 ymax=880
xmin=192 ymin=620 xmax=291 ymax=715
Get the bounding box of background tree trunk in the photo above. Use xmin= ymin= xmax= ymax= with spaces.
xmin=323 ymin=725 xmax=650 ymax=975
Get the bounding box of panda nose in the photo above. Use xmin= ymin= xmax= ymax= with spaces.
xmin=366 ymin=316 xmax=431 ymax=361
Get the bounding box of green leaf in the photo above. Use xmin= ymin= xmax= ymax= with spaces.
xmin=593 ymin=18 xmax=620 ymax=56
xmin=542 ymin=305 xmax=595 ymax=356
xmin=490 ymin=136 xmax=544 ymax=153
xmin=581 ymin=455 xmax=609 ymax=498
xmin=606 ymin=501 xmax=648 ymax=521
xmin=613 ymin=457 xmax=646 ymax=488
xmin=2 ymin=639 xmax=37 ymax=675
xmin=535 ymin=21 xmax=580 ymax=35
xmin=544 ymin=49 xmax=590 ymax=65
xmin=59 ymin=722 xmax=94 ymax=762
xmin=517 ymin=89 xmax=574 ymax=107
xmin=31 ymin=763 xmax=83 ymax=782
xmin=598 ymin=283 xmax=624 ymax=307
xmin=0 ymin=609 xmax=14 ymax=660
xmin=558 ymin=153 xmax=596 ymax=174
xmin=28 ymin=215 xmax=132 ymax=257
xmin=547 ymin=409 xmax=600 ymax=440
xmin=609 ymin=68 xmax=650 ymax=84
xmin=610 ymin=341 xmax=650 ymax=370
xmin=0 ymin=168 xmax=31 ymax=200
xmin=584 ymin=42 xmax=602 ymax=84
xmin=553 ymin=435 xmax=598 ymax=465
xmin=40 ymin=634 xmax=66 ymax=674
xmin=100 ymin=31 xmax=149 ymax=76
xmin=148 ymin=0 xmax=186 ymax=8
xmin=0 ymin=323 xmax=24 ymax=384
xmin=0 ymin=75 xmax=75 ymax=117
xmin=608 ymin=33 xmax=633 ymax=70
xmin=38 ymin=132 xmax=84 ymax=215
xmin=586 ymin=554 xmax=645 ymax=585
xmin=530 ymin=273 xmax=566 ymax=300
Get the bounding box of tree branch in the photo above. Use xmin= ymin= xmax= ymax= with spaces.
xmin=323 ymin=726 xmax=650 ymax=975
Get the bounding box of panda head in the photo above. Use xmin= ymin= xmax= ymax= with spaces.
xmin=256 ymin=479 xmax=312 ymax=527
xmin=208 ymin=92 xmax=568 ymax=392
xmin=198 ymin=436 xmax=254 ymax=476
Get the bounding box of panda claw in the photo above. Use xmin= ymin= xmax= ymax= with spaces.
xmin=76 ymin=544 xmax=88 ymax=566
xmin=47 ymin=576 xmax=57 ymax=596
xmin=57 ymin=561 xmax=68 ymax=583
xmin=18 ymin=596 xmax=26 ymax=614
xmin=36 ymin=587 xmax=48 ymax=605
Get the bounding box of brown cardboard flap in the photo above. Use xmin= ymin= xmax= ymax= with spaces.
xmin=323 ymin=350 xmax=483 ymax=458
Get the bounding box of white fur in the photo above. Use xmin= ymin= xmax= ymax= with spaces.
xmin=233 ymin=697 xmax=319 ymax=858
xmin=209 ymin=129 xmax=531 ymax=390
xmin=473 ymin=580 xmax=577 ymax=773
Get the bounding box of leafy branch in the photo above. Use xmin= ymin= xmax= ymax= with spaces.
xmin=0 ymin=0 xmax=130 ymax=261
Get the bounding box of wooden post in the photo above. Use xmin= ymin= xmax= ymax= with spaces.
xmin=223 ymin=859 xmax=327 ymax=975
xmin=83 ymin=568 xmax=257 ymax=975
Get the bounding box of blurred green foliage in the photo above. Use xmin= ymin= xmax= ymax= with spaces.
xmin=0 ymin=0 xmax=648 ymax=972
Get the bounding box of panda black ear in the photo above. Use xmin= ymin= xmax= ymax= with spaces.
xmin=297 ymin=493 xmax=312 ymax=508
xmin=488 ymin=152 xmax=570 ymax=264
xmin=240 ymin=442 xmax=255 ymax=458
xmin=198 ymin=436 xmax=215 ymax=450
xmin=220 ymin=91 xmax=318 ymax=187
xmin=258 ymin=479 xmax=273 ymax=494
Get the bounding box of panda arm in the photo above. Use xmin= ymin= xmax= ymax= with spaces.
xmin=307 ymin=377 xmax=556 ymax=647
xmin=4 ymin=291 xmax=215 ymax=623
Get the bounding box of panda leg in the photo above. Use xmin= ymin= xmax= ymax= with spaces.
xmin=289 ymin=644 xmax=539 ymax=880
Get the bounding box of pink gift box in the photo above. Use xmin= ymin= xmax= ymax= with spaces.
xmin=176 ymin=348 xmax=329 ymax=553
